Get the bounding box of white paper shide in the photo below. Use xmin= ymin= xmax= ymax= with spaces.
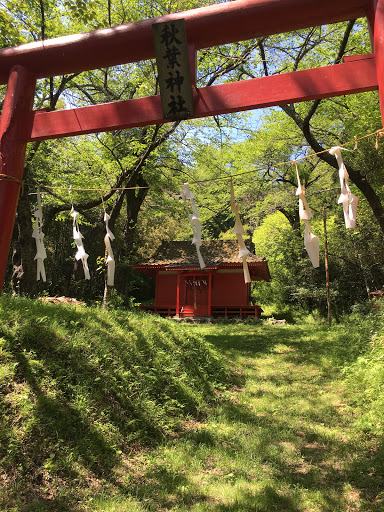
xmin=71 ymin=207 xmax=90 ymax=280
xmin=32 ymin=187 xmax=47 ymax=282
xmin=329 ymin=146 xmax=358 ymax=229
xmin=230 ymin=180 xmax=251 ymax=283
xmin=181 ymin=183 xmax=206 ymax=269
xmin=104 ymin=212 xmax=115 ymax=287
xmin=295 ymin=168 xmax=320 ymax=268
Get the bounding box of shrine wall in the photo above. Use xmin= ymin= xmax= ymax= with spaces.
xmin=156 ymin=273 xmax=178 ymax=305
xmin=212 ymin=273 xmax=248 ymax=306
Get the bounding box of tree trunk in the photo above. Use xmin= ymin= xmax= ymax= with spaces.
xmin=112 ymin=179 xmax=149 ymax=298
xmin=12 ymin=185 xmax=37 ymax=295
xmin=277 ymin=205 xmax=300 ymax=231
xmin=123 ymin=185 xmax=149 ymax=255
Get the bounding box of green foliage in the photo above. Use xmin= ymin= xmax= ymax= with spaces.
xmin=64 ymin=0 xmax=97 ymax=23
xmin=252 ymin=212 xmax=317 ymax=310
xmin=343 ymin=307 xmax=384 ymax=435
xmin=0 ymin=295 xmax=231 ymax=509
xmin=0 ymin=7 xmax=27 ymax=47
xmin=2 ymin=1 xmax=383 ymax=316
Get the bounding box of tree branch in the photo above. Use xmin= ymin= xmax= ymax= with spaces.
xmin=304 ymin=19 xmax=356 ymax=126
xmin=258 ymin=39 xmax=269 ymax=76
xmin=43 ymin=122 xmax=180 ymax=225
xmin=39 ymin=0 xmax=45 ymax=40
xmin=204 ymin=41 xmax=260 ymax=87
xmin=292 ymin=28 xmax=316 ymax=72
xmin=108 ymin=0 xmax=112 ymax=27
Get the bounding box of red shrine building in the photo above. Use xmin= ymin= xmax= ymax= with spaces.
xmin=134 ymin=240 xmax=271 ymax=318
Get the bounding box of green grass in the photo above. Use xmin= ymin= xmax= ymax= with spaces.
xmin=1 ymin=296 xmax=384 ymax=511
xmin=0 ymin=296 xmax=231 ymax=511
xmin=99 ymin=320 xmax=382 ymax=512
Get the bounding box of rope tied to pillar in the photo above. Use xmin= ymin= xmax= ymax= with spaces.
xmin=0 ymin=174 xmax=24 ymax=194
xmin=0 ymin=174 xmax=23 ymax=184
xmin=376 ymin=129 xmax=384 ymax=149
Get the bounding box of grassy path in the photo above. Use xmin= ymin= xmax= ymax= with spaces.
xmin=94 ymin=322 xmax=383 ymax=512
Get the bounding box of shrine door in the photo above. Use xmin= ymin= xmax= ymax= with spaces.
xmin=183 ymin=277 xmax=209 ymax=316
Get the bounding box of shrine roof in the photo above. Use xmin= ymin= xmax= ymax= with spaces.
xmin=138 ymin=240 xmax=266 ymax=266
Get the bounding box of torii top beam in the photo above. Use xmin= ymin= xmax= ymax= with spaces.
xmin=0 ymin=0 xmax=369 ymax=83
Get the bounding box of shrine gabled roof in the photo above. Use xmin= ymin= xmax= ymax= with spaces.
xmin=137 ymin=240 xmax=266 ymax=266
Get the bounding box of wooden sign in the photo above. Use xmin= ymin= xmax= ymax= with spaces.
xmin=152 ymin=19 xmax=194 ymax=121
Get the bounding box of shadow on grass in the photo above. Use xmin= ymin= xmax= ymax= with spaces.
xmin=169 ymin=402 xmax=383 ymax=511
xmin=213 ymin=486 xmax=299 ymax=512
xmin=203 ymin=322 xmax=369 ymax=374
xmin=126 ymin=465 xmax=208 ymax=510
xmin=0 ymin=299 xmax=230 ymax=511
xmin=118 ymin=322 xmax=384 ymax=511
xmin=2 ymin=304 xmax=381 ymax=511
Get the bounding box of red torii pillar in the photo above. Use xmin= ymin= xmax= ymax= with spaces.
xmin=371 ymin=0 xmax=384 ymax=113
xmin=0 ymin=0 xmax=383 ymax=294
xmin=0 ymin=67 xmax=36 ymax=291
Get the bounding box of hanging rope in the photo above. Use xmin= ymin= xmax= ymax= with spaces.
xmin=29 ymin=128 xmax=384 ymax=194
xmin=24 ymin=127 xmax=383 ymax=284
xmin=0 ymin=174 xmax=23 ymax=184
xmin=0 ymin=174 xmax=24 ymax=195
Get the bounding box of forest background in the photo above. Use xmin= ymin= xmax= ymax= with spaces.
xmin=2 ymin=0 xmax=384 ymax=317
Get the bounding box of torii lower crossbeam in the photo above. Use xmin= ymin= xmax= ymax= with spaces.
xmin=29 ymin=55 xmax=377 ymax=141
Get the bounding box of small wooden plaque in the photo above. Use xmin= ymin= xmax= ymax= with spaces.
xmin=152 ymin=19 xmax=194 ymax=121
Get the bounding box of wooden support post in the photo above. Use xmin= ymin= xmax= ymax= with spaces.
xmin=176 ymin=270 xmax=180 ymax=317
xmin=208 ymin=270 xmax=212 ymax=316
xmin=323 ymin=206 xmax=331 ymax=327
xmin=367 ymin=0 xmax=377 ymax=48
xmin=0 ymin=66 xmax=36 ymax=294
xmin=155 ymin=271 xmax=159 ymax=307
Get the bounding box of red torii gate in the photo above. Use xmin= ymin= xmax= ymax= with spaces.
xmin=0 ymin=0 xmax=383 ymax=294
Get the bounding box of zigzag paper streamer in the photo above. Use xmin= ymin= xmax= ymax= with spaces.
xmin=295 ymin=167 xmax=319 ymax=268
xmin=181 ymin=183 xmax=206 ymax=269
xmin=71 ymin=207 xmax=90 ymax=280
xmin=329 ymin=146 xmax=358 ymax=229
xmin=104 ymin=212 xmax=115 ymax=287
xmin=230 ymin=179 xmax=251 ymax=283
xmin=32 ymin=187 xmax=47 ymax=282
